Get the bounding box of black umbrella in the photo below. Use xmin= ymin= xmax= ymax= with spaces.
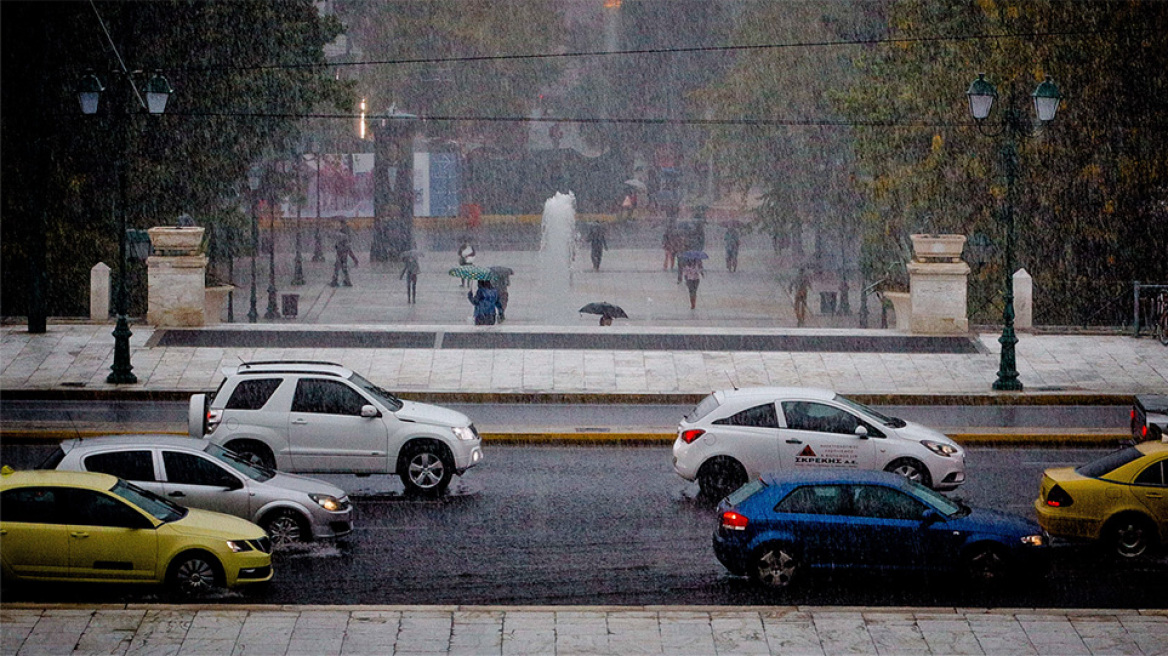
xmin=579 ymin=302 xmax=628 ymax=319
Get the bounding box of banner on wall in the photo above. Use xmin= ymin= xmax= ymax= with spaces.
xmin=285 ymin=152 xmax=459 ymax=219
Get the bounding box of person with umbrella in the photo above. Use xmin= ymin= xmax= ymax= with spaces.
xmin=678 ymin=251 xmax=706 ymax=310
xmin=587 ymin=223 xmax=607 ymax=272
xmin=399 ymin=251 xmax=421 ymax=304
xmin=580 ymin=302 xmax=627 ymax=326
xmin=467 ymin=278 xmax=501 ymax=325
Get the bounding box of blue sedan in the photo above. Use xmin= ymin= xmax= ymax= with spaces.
xmin=713 ymin=470 xmax=1048 ymax=588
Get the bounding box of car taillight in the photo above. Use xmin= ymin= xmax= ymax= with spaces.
xmin=681 ymin=429 xmax=705 ymax=444
xmin=1142 ymin=425 xmax=1148 ymax=438
xmin=721 ymin=511 xmax=749 ymax=531
xmin=1045 ymin=484 xmax=1073 ymax=508
xmin=206 ymin=409 xmax=222 ymax=434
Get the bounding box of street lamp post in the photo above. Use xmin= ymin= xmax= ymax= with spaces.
xmin=78 ymin=69 xmax=173 ymax=384
xmin=247 ymin=169 xmax=260 ymax=323
xmin=311 ymin=150 xmax=325 ymax=262
xmin=264 ymin=182 xmax=279 ymax=319
xmin=292 ymin=155 xmax=306 ymax=286
xmin=967 ymin=72 xmax=1062 ymax=392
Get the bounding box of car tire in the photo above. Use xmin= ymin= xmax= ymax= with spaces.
xmin=884 ymin=457 xmax=933 ymax=488
xmin=964 ymin=543 xmax=1009 ymax=585
xmin=751 ymin=543 xmax=800 ymax=589
xmin=697 ymin=457 xmax=747 ymax=500
xmin=226 ymin=440 xmax=276 ymax=471
xmin=262 ymin=508 xmax=310 ymax=545
xmin=400 ymin=441 xmax=454 ymax=496
xmin=167 ymin=550 xmax=223 ymax=597
xmin=1105 ymin=514 xmax=1157 ymax=559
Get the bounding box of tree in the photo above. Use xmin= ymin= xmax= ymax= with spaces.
xmin=333 ymin=0 xmax=564 ymax=150
xmin=1 ymin=1 xmax=352 ymax=317
xmin=833 ymin=0 xmax=1168 ymax=324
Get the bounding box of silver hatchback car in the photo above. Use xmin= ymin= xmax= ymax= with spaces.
xmin=42 ymin=434 xmax=353 ymax=545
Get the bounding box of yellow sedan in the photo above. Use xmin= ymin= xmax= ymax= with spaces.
xmin=0 ymin=467 xmax=272 ymax=595
xmin=1035 ymin=441 xmax=1167 ymax=558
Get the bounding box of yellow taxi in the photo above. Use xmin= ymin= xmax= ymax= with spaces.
xmin=0 ymin=467 xmax=272 ymax=595
xmin=1035 ymin=441 xmax=1167 ymax=558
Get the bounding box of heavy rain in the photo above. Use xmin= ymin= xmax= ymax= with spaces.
xmin=1 ymin=1 xmax=1167 ymax=652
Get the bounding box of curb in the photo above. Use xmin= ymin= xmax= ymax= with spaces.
xmin=0 ymin=428 xmax=1132 ymax=447
xmin=0 ymin=389 xmax=1137 ymax=406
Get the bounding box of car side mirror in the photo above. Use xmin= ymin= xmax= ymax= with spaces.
xmin=854 ymin=425 xmax=869 ymax=439
xmin=921 ymin=509 xmax=943 ymax=525
xmin=361 ymin=404 xmax=380 ymax=418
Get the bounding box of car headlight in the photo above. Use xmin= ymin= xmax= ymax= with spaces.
xmin=453 ymin=425 xmax=478 ymax=441
xmin=226 ymin=540 xmax=254 ymax=553
xmin=310 ymin=493 xmax=344 ymax=512
xmin=1020 ymin=534 xmax=1046 ymax=547
xmin=921 ymin=439 xmax=960 ymax=457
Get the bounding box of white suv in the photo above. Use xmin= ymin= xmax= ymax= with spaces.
xmin=189 ymin=361 xmax=483 ymax=495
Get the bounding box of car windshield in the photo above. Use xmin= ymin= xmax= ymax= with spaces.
xmin=1076 ymin=446 xmax=1144 ymax=479
xmin=110 ymin=479 xmax=186 ymax=523
xmin=686 ymin=394 xmax=721 ymax=423
xmin=206 ymin=443 xmax=274 ymax=482
xmin=834 ymin=394 xmax=906 ymax=428
xmin=350 ymin=372 xmax=403 ymax=411
xmin=903 ymin=478 xmax=965 ymax=517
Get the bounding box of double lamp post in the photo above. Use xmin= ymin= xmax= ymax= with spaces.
xmin=966 ymin=72 xmax=1062 ymax=392
xmin=78 ymin=69 xmax=173 ymax=384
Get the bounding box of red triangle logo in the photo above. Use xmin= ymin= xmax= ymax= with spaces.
xmin=798 ymin=445 xmax=816 ymax=457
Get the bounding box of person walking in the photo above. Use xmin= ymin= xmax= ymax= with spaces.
xmin=790 ymin=267 xmax=810 ymax=327
xmin=493 ymin=269 xmax=511 ymax=323
xmin=588 ymin=224 xmax=607 ymax=271
xmin=330 ymin=220 xmax=358 ymax=287
xmin=680 ymin=256 xmax=704 ymax=310
xmin=467 ymin=279 xmax=501 ymax=325
xmin=399 ymin=254 xmax=420 ymax=303
xmin=456 ymin=240 xmax=476 ymax=288
xmin=663 ymin=226 xmax=683 ymax=271
xmin=724 ymin=225 xmax=740 ymax=272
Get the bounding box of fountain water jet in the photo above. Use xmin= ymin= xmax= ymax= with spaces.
xmin=538 ymin=192 xmax=578 ymax=325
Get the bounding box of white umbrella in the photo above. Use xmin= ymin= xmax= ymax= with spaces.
xmin=623 ymin=178 xmax=647 ymax=191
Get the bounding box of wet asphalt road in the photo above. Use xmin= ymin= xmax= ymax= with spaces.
xmin=0 ymin=399 xmax=1129 ymax=435
xmin=2 ymin=444 xmax=1164 ymax=608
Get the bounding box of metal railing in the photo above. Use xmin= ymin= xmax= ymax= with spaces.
xmin=1133 ymin=282 xmax=1168 ymax=338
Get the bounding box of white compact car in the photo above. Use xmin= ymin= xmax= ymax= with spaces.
xmin=42 ymin=434 xmax=352 ymax=544
xmin=673 ymin=387 xmax=966 ymax=499
xmin=189 ymin=361 xmax=483 ymax=495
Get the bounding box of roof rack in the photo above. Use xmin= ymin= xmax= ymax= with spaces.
xmin=239 ymin=360 xmax=344 ymax=369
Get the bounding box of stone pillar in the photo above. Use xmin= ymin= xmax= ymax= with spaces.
xmin=90 ymin=262 xmax=110 ymax=321
xmin=146 ymin=227 xmax=207 ymax=327
xmin=1013 ymin=268 xmax=1033 ymax=331
xmin=906 ymin=234 xmax=970 ymax=335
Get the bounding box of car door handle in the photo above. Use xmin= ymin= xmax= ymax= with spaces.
xmin=70 ymin=531 xmax=89 ymax=539
xmin=1146 ymin=492 xmax=1163 ymax=499
xmin=786 ymin=438 xmax=803 ymax=444
xmin=292 ymin=418 xmax=308 ymax=425
xmin=169 ymin=491 xmax=186 ymax=498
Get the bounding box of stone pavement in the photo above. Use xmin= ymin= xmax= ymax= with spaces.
xmin=4 ymin=605 xmax=1167 ymax=656
xmin=3 ymin=323 xmax=1166 ymax=398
